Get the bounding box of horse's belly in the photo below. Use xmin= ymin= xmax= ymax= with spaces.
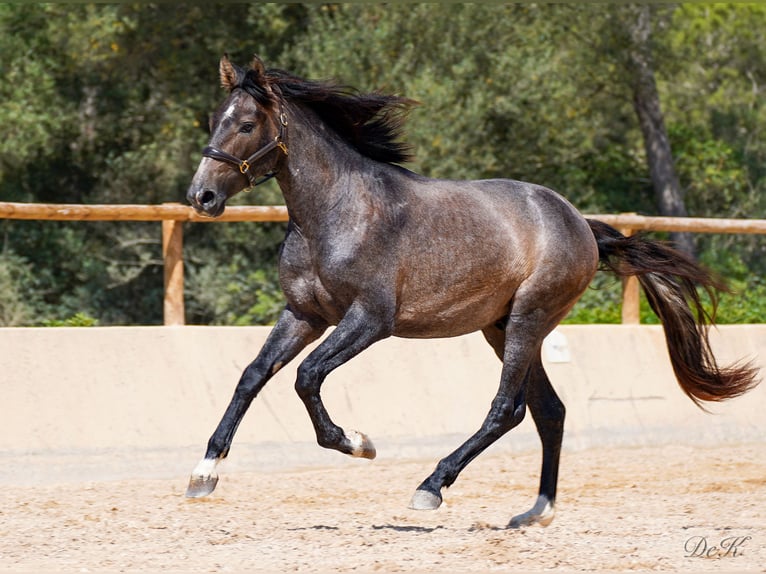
xmin=392 ymin=286 xmax=512 ymax=339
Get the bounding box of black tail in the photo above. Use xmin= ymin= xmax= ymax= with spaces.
xmin=587 ymin=219 xmax=760 ymax=408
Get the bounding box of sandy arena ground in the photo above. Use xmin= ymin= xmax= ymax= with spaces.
xmin=0 ymin=442 xmax=763 ymax=573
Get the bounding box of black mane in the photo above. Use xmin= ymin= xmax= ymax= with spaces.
xmin=240 ymin=68 xmax=416 ymax=165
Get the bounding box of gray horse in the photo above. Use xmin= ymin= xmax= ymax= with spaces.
xmin=185 ymin=56 xmax=758 ymax=527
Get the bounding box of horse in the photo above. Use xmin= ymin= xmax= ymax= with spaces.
xmin=185 ymin=55 xmax=759 ymax=527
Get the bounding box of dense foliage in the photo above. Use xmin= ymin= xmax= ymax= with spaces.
xmin=1 ymin=4 xmax=764 ymax=326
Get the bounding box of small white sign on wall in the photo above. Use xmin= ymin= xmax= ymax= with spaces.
xmin=543 ymin=329 xmax=571 ymax=363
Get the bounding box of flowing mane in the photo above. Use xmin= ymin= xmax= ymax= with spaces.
xmin=240 ymin=68 xmax=417 ymax=165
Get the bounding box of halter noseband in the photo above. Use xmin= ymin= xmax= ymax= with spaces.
xmin=201 ymin=110 xmax=288 ymax=187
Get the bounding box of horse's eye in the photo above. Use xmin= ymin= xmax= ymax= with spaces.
xmin=239 ymin=123 xmax=254 ymax=134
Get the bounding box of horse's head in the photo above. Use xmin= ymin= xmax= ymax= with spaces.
xmin=187 ymin=55 xmax=287 ymax=217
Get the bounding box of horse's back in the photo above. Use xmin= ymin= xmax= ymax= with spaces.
xmin=405 ymin=175 xmax=596 ymax=263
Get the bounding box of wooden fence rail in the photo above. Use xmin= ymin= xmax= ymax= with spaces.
xmin=1 ymin=201 xmax=764 ymax=325
xmin=0 ymin=201 xmax=289 ymax=222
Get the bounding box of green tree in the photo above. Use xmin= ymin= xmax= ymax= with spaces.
xmin=1 ymin=4 xmax=763 ymax=326
xmin=289 ymin=4 xmax=635 ymax=208
xmin=0 ymin=3 xmax=304 ymax=325
xmin=664 ymin=4 xmax=766 ymax=281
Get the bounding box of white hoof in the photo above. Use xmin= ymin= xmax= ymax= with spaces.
xmin=408 ymin=489 xmax=442 ymax=510
xmin=508 ymin=494 xmax=555 ymax=528
xmin=346 ymin=430 xmax=376 ymax=459
xmin=185 ymin=458 xmax=219 ymax=498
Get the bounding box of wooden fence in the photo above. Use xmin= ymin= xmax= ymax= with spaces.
xmin=1 ymin=201 xmax=765 ymax=326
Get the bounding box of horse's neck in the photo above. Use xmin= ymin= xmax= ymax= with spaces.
xmin=276 ymin=109 xmax=373 ymax=233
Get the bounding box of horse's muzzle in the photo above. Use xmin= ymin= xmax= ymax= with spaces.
xmin=188 ymin=187 xmax=226 ymax=218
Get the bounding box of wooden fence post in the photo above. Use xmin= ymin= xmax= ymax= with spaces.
xmin=617 ymin=220 xmax=640 ymax=325
xmin=162 ymin=213 xmax=185 ymax=326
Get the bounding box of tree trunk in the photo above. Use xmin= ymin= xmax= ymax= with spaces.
xmin=624 ymin=5 xmax=695 ymax=256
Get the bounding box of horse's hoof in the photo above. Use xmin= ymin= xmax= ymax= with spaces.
xmin=347 ymin=430 xmax=376 ymax=459
xmin=186 ymin=473 xmax=219 ymax=498
xmin=507 ymin=495 xmax=555 ymax=528
xmin=408 ymin=489 xmax=442 ymax=510
xmin=186 ymin=459 xmax=220 ymax=498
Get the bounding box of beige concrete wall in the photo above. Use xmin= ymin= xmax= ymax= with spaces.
xmin=1 ymin=325 xmax=763 ymax=460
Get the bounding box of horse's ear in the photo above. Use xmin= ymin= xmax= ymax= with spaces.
xmin=219 ymin=54 xmax=241 ymax=91
xmin=250 ymin=54 xmax=266 ymax=78
xmin=250 ymin=55 xmax=273 ymax=90
xmin=249 ymin=54 xmax=276 ymax=99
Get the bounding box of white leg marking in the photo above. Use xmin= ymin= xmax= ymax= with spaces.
xmin=508 ymin=494 xmax=555 ymax=528
xmin=346 ymin=430 xmax=367 ymax=457
xmin=192 ymin=457 xmax=218 ymax=479
xmin=186 ymin=457 xmax=220 ymax=498
xmin=345 ymin=429 xmax=376 ymax=459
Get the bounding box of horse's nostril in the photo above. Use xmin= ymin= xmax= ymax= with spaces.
xmin=199 ymin=190 xmax=217 ymax=207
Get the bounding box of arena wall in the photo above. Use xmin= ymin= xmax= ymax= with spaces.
xmin=1 ymin=325 xmax=763 ymax=481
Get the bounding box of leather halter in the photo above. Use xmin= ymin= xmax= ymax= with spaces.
xmin=201 ymin=110 xmax=288 ymax=187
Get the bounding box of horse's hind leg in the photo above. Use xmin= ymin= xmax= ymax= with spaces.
xmin=186 ymin=307 xmax=326 ymax=498
xmin=480 ymin=323 xmax=565 ymax=527
xmin=409 ymin=311 xmax=546 ymax=513
xmin=507 ymin=357 xmax=564 ymax=528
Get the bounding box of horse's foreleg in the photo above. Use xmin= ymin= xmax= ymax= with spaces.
xmin=186 ymin=308 xmax=326 ymax=498
xmin=507 ymin=358 xmax=563 ymax=528
xmin=409 ymin=312 xmax=545 ymax=513
xmin=294 ymin=303 xmax=390 ymax=459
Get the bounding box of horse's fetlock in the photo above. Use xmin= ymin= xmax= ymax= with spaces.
xmin=205 ymin=437 xmax=228 ymax=459
xmin=316 ymin=428 xmax=343 ymax=450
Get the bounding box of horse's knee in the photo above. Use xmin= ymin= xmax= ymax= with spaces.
xmin=485 ymin=395 xmax=526 ymax=437
xmin=294 ymin=362 xmax=321 ymax=401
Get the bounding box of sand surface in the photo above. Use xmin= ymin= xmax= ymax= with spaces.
xmin=1 ymin=442 xmax=763 ymax=573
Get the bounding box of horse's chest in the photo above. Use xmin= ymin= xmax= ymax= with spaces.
xmin=278 ymin=235 xmax=354 ymax=324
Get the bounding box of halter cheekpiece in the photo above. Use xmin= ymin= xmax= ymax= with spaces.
xmin=201 ymin=110 xmax=288 ymax=187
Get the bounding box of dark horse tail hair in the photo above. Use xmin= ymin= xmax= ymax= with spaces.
xmin=586 ymin=219 xmax=760 ymax=409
